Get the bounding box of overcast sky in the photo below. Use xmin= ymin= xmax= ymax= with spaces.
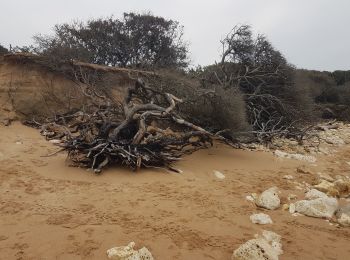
xmin=1 ymin=0 xmax=349 ymax=71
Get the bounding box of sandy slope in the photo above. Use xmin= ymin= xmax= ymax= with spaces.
xmin=0 ymin=123 xmax=350 ymax=260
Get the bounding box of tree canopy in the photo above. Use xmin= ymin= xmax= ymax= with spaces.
xmin=33 ymin=12 xmax=188 ymax=69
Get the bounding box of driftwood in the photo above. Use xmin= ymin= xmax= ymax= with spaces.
xmin=37 ymin=78 xmax=231 ymax=173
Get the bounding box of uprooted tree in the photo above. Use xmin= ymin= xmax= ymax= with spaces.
xmin=35 ymin=67 xmax=232 ymax=173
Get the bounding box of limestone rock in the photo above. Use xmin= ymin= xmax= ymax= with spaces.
xmin=107 ymin=242 xmax=154 ymax=260
xmin=250 ymin=213 xmax=273 ymax=225
xmin=337 ymin=213 xmax=350 ymax=227
xmin=294 ymin=197 xmax=338 ymax=218
xmin=274 ymin=150 xmax=316 ymax=163
xmin=255 ymin=187 xmax=281 ymax=210
xmin=232 ymin=230 xmax=283 ymax=260
xmin=305 ymin=189 xmax=328 ymax=200
xmin=314 ymin=180 xmax=339 ymax=197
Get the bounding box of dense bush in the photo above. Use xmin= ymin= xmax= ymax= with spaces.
xmin=332 ymin=70 xmax=350 ymax=86
xmin=0 ymin=44 xmax=8 ymax=55
xmin=294 ymin=69 xmax=350 ymax=121
xmin=147 ymin=70 xmax=250 ymax=137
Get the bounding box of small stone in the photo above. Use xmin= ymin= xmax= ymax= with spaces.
xmin=213 ymin=170 xmax=225 ymax=180
xmin=246 ymin=195 xmax=255 ymax=202
xmin=282 ymin=204 xmax=289 ymax=211
xmin=287 ymin=194 xmax=297 ymax=201
xmin=49 ymin=139 xmax=62 ymax=144
xmin=250 ymin=213 xmax=273 ymax=225
xmin=283 ymin=175 xmax=294 ymax=180
xmin=255 ymin=187 xmax=281 ymax=210
xmin=289 ymin=203 xmax=296 ymax=213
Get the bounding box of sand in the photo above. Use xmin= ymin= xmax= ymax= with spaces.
xmin=0 ymin=122 xmax=350 ymax=259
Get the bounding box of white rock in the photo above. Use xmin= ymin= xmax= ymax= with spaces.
xmin=283 ymin=175 xmax=294 ymax=180
xmin=274 ymin=150 xmax=316 ymax=163
xmin=250 ymin=213 xmax=273 ymax=225
xmin=213 ymin=170 xmax=225 ymax=179
xmin=294 ymin=197 xmax=338 ymax=218
xmin=305 ymin=189 xmax=328 ymax=200
xmin=337 ymin=213 xmax=350 ymax=227
xmin=232 ymin=230 xmax=283 ymax=260
xmin=107 ymin=242 xmax=153 ymax=260
xmin=256 ymin=187 xmax=281 ymax=210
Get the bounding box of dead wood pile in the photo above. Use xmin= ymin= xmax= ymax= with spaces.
xmin=33 ymin=78 xmax=231 ymax=173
